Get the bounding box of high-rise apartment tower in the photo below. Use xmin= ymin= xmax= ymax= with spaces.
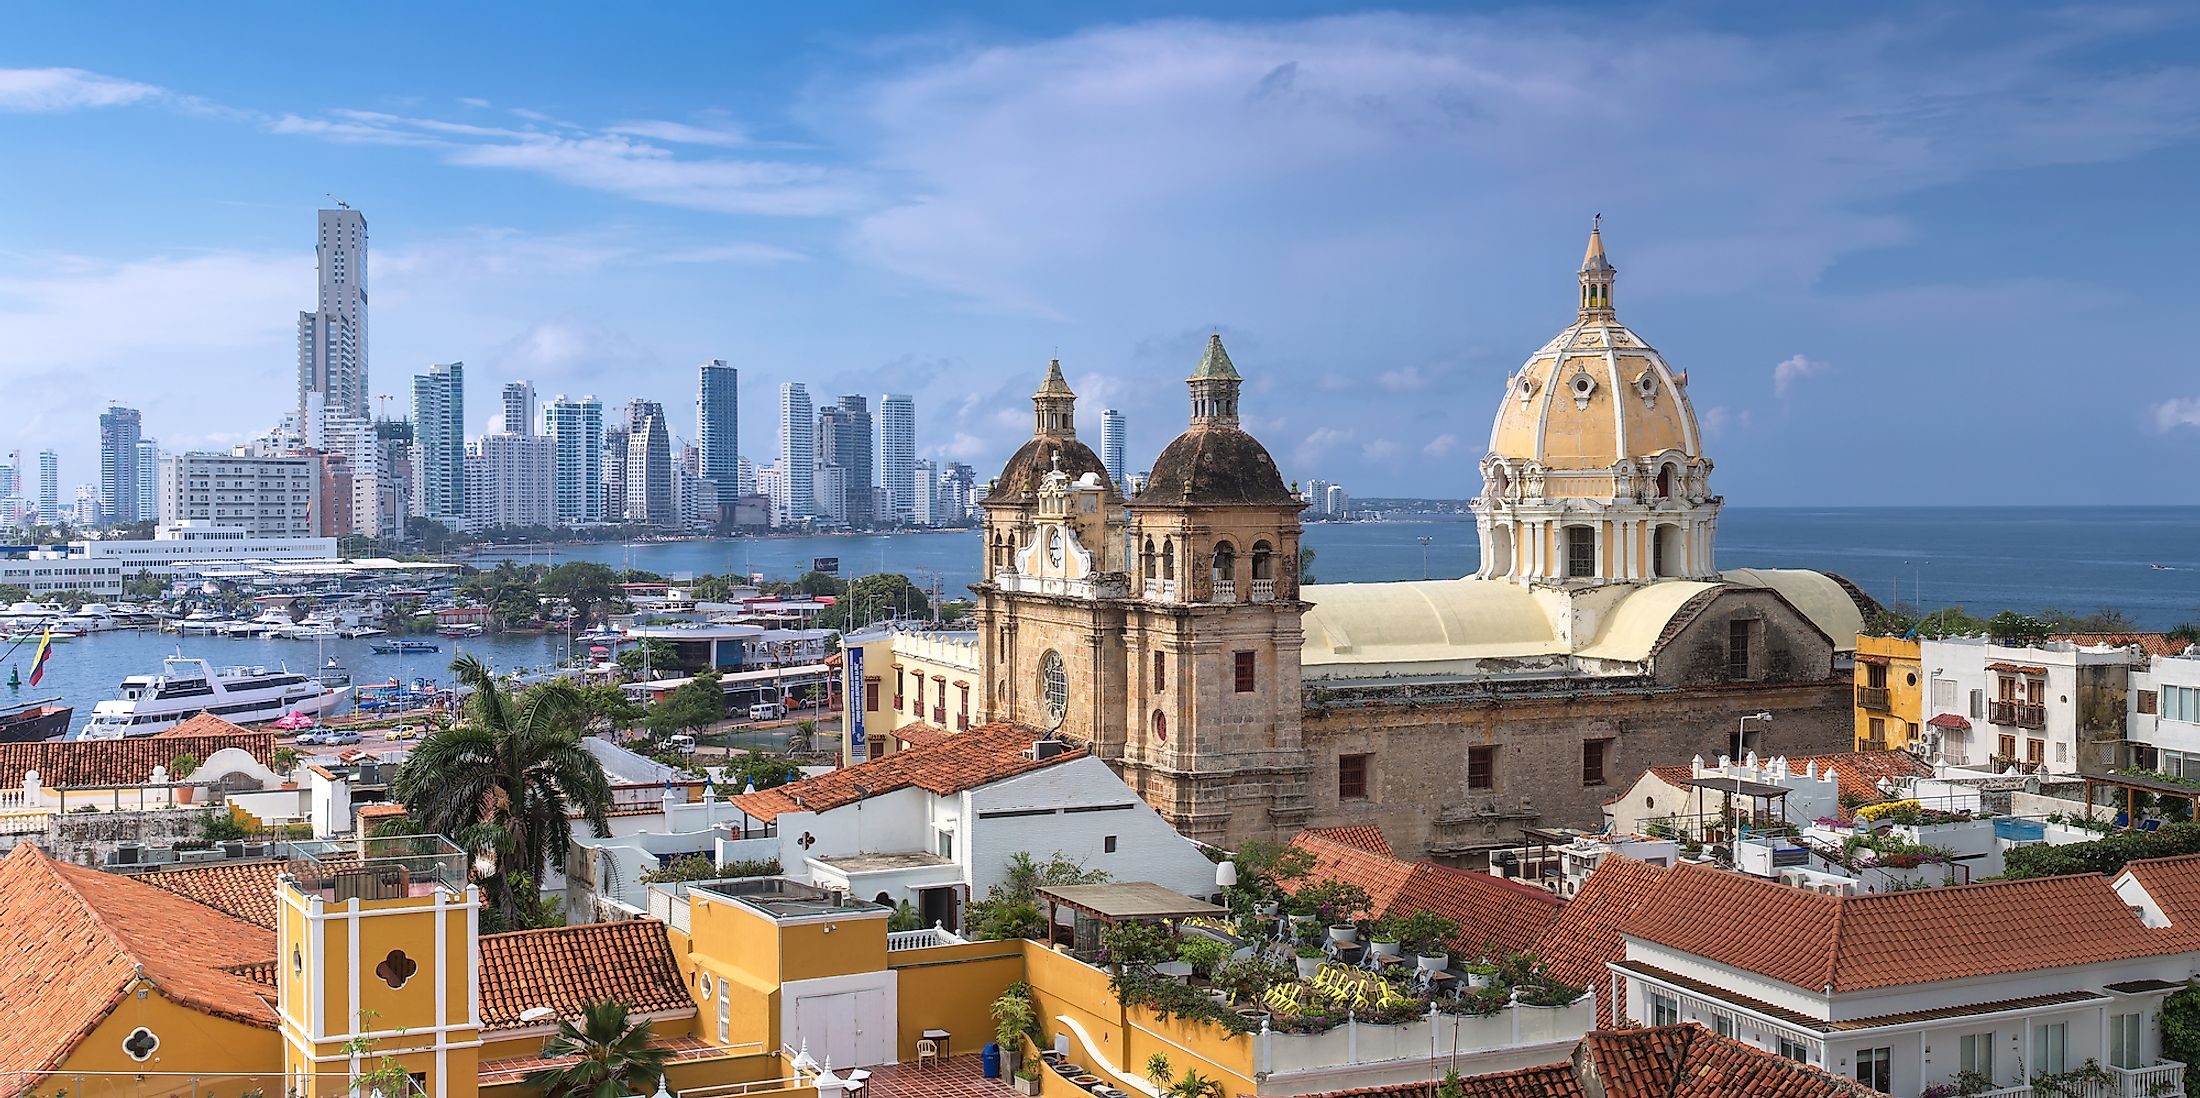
xmin=297 ymin=207 xmax=369 ymax=420
xmin=778 ymin=384 xmax=814 ymax=523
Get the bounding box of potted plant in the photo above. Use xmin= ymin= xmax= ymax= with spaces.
xmin=1389 ymin=911 xmax=1459 ymax=972
xmin=1295 ymin=945 xmax=1324 ymax=979
xmin=992 ymin=982 xmax=1040 ymax=1080
xmin=1416 ymin=950 xmax=1450 ymax=973
xmin=1368 ymin=932 xmax=1401 ymax=960
xmin=1327 ymin=922 xmax=1358 ymax=945
xmin=1463 ymin=962 xmax=1498 ymax=989
xmin=1014 ymin=1062 xmax=1042 ymax=1095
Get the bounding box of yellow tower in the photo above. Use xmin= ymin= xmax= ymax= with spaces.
xmin=276 ymin=836 xmax=482 ymax=1098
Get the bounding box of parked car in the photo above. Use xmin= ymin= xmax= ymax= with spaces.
xmin=293 ymin=730 xmax=329 ymax=746
xmin=321 ymin=730 xmax=363 ymax=746
xmin=666 ymin=734 xmax=697 ymax=753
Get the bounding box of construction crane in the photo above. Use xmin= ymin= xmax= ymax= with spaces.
xmin=325 ymin=193 xmax=351 ymax=210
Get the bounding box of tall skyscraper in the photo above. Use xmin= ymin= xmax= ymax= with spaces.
xmin=911 ymin=458 xmax=937 ymax=526
xmin=1304 ymin=478 xmax=1331 ymax=517
xmin=36 ymin=450 xmax=58 ymax=525
xmin=697 ymin=361 xmax=739 ymax=486
xmin=500 ymin=381 xmax=536 ymax=436
xmin=621 ymin=400 xmax=674 ymax=526
xmin=297 ymin=207 xmax=370 ymax=420
xmin=1101 ymin=408 xmax=1127 ymax=488
xmin=541 ymin=395 xmax=605 ymax=525
xmin=818 ymin=396 xmax=874 ymax=528
xmin=97 ymin=404 xmax=142 ymax=527
xmin=878 ymin=393 xmax=915 ymax=525
xmin=134 ymin=439 xmax=160 ymax=522
xmin=410 ymin=362 xmax=465 ymax=526
xmin=778 ymin=383 xmax=814 ymax=523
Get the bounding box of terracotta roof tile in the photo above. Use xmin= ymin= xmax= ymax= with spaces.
xmin=1302 ymin=1063 xmax=1585 ymax=1098
xmin=139 ymin=859 xmax=291 ymax=930
xmin=477 ymin=920 xmax=693 ymax=1031
xmin=2054 ymin=632 xmax=2190 ymax=657
xmin=1303 ymin=1025 xmax=1869 ymax=1098
xmin=731 ymin=723 xmax=1080 ymax=822
xmin=1625 ymin=861 xmax=2189 ymax=993
xmin=0 ymin=721 xmax=275 ymax=788
xmin=1301 ymin=825 xmax=1393 ymax=857
xmin=890 ymin=722 xmax=951 ymax=747
xmin=0 ymin=843 xmax=275 ymax=1085
xmin=1532 ymin=856 xmax=1669 ymax=1026
xmin=1285 ymin=830 xmax=1559 ymax=959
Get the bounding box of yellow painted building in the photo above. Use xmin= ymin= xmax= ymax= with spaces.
xmin=839 ymin=626 xmax=984 ymax=763
xmin=1853 ymin=634 xmax=1923 ymax=750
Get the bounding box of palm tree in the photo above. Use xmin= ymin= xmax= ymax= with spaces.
xmin=392 ymin=655 xmax=612 ymax=926
xmin=524 ymin=1001 xmax=670 ymax=1098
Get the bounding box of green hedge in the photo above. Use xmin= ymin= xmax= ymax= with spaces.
xmin=2002 ymin=821 xmax=2200 ymax=879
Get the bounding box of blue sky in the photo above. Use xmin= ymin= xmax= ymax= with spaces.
xmin=5 ymin=2 xmax=2200 ymax=504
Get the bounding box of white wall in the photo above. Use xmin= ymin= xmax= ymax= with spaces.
xmin=962 ymin=756 xmax=1220 ymax=902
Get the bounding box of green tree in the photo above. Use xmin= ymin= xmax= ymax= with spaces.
xmin=411 ymin=517 xmax=458 ymax=552
xmin=523 ymin=1001 xmax=672 ymax=1098
xmin=1298 ymin=544 xmax=1317 ymax=585
xmin=616 ymin=638 xmax=681 ymax=676
xmin=0 ymin=584 xmax=26 ymax=604
xmin=818 ymin=573 xmax=930 ymax=631
xmin=542 ymin=561 xmax=624 ymax=629
xmin=2164 ymin=985 xmax=2200 ymax=1074
xmin=723 ymin=753 xmax=804 ymax=791
xmin=1987 ymin=610 xmax=2050 ymax=647
xmin=567 ymin=683 xmax=643 ymax=731
xmin=392 ymin=655 xmax=613 ymax=927
xmin=965 ymin=851 xmax=1109 ymax=941
xmin=646 ymin=672 xmax=726 ymax=737
xmin=122 ymin=571 xmax=167 ymax=600
xmin=795 ymin=570 xmax=847 ymax=598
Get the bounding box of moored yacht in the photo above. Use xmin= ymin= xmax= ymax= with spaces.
xmin=80 ymin=656 xmax=350 ymax=739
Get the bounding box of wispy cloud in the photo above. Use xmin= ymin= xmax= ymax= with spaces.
xmin=2152 ymin=397 xmax=2200 ymax=433
xmin=608 ymin=117 xmax=749 ymax=147
xmin=1771 ymin=354 xmax=1830 ymax=400
xmin=1423 ymin=432 xmax=1459 ymax=457
xmin=0 ymin=67 xmax=161 ymax=112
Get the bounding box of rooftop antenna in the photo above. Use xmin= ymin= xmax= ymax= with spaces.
xmin=326 ymin=193 xmax=351 ymax=210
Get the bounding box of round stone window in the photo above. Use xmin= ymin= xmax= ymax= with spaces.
xmin=1039 ymin=651 xmax=1068 ymax=720
xmin=124 ymin=1027 xmax=159 ymax=1062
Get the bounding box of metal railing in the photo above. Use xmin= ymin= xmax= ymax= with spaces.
xmin=1989 ymin=700 xmax=2047 ymax=729
xmin=1974 ymin=1057 xmax=2185 ymax=1097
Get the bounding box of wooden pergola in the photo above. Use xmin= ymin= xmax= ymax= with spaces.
xmin=2079 ymin=771 xmax=2200 ymax=830
xmin=1035 ymin=881 xmax=1223 ymax=950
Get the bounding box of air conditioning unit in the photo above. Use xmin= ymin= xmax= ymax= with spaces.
xmin=1778 ymin=869 xmax=1810 ymax=888
xmin=1027 ymin=739 xmax=1071 ymax=761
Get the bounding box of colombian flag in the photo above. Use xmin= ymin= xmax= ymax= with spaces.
xmin=26 ymin=628 xmax=52 ymax=687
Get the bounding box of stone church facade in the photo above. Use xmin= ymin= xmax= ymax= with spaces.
xmin=974 ymin=225 xmax=1872 ymax=861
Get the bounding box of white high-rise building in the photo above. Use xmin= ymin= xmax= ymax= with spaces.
xmin=911 ymin=458 xmax=937 ymax=526
xmin=134 ymin=439 xmax=160 ymax=522
xmin=304 ymin=392 xmax=391 ymax=537
xmin=1100 ymin=408 xmax=1126 ymax=489
xmin=878 ymin=393 xmax=915 ymax=524
xmin=812 ymin=462 xmax=848 ymax=526
xmin=1304 ymin=478 xmax=1330 ymax=517
xmin=500 ymin=381 xmax=536 ymax=436
xmin=36 ymin=451 xmax=58 ymax=525
xmin=698 ymin=362 xmax=739 ymax=487
xmin=158 ymin=451 xmax=320 ymax=537
xmin=755 ymin=464 xmax=788 ymax=528
xmin=297 ymin=207 xmax=369 ymax=421
xmin=735 ymin=456 xmax=756 ymax=498
xmin=778 ymin=383 xmax=814 ymax=522
xmin=410 ymin=362 xmax=465 ymax=527
xmin=541 ymin=395 xmax=605 ymax=525
xmin=1324 ymin=483 xmax=1347 ymax=518
xmin=621 ymin=400 xmax=674 ymax=526
xmin=464 ymin=433 xmax=556 ymax=530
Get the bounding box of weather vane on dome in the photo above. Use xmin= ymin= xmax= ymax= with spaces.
xmin=1592 ymin=212 xmax=1602 ymax=232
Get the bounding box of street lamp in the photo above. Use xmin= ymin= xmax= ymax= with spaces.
xmin=1735 ymin=711 xmax=1773 ymax=760
xmin=1418 ymin=536 xmax=1433 ymax=580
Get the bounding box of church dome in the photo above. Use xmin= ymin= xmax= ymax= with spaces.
xmin=1487 ymin=222 xmax=1702 ymax=469
xmin=986 ymin=358 xmax=1120 ymax=503
xmin=1135 ymin=335 xmax=1298 ymax=508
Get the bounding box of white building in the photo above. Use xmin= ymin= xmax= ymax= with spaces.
xmin=132 ymin=439 xmax=159 ymax=523
xmin=303 ymin=390 xmax=392 ymax=538
xmin=499 ymin=381 xmax=535 ymax=436
xmin=1919 ymin=636 xmax=2142 ymax=773
xmin=2128 ymin=650 xmax=2200 ymax=777
xmin=697 ymin=361 xmax=739 ymax=490
xmin=756 ymin=464 xmax=788 ymax=528
xmin=0 ymin=554 xmax=123 ymax=595
xmin=1100 ymin=408 xmax=1126 ymax=489
xmin=540 ymin=394 xmax=604 ymax=526
xmin=778 ymin=383 xmax=814 ymax=522
xmin=721 ymin=723 xmax=1220 ymax=934
xmin=157 ymin=451 xmax=320 ymax=537
xmin=1324 ymin=483 xmax=1347 ymax=518
xmin=622 ymin=399 xmax=674 ymax=526
xmin=911 ymin=459 xmax=937 ymax=526
xmin=811 ymin=462 xmax=847 ymax=526
xmin=463 ymin=432 xmax=556 ymax=530
xmin=1305 ymin=478 xmax=1331 ymax=516
xmin=297 ymin=207 xmax=369 ymax=421
xmin=74 ymin=522 xmax=338 ymax=575
xmin=35 ymin=451 xmax=57 ymax=525
xmin=878 ymin=393 xmax=915 ymax=524
xmin=410 ymin=361 xmax=465 ymax=527
xmin=1613 ymin=858 xmax=2198 ymax=1097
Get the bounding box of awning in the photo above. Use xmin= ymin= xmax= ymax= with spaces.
xmin=1685 ymin=776 xmax=1790 ymax=799
xmin=1986 ymin=662 xmax=2047 ymax=676
xmin=1927 ymin=713 xmax=1972 ymax=731
xmin=1036 ymin=882 xmax=1223 ymax=923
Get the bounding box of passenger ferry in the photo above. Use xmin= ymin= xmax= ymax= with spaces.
xmin=79 ymin=656 xmax=350 ymax=739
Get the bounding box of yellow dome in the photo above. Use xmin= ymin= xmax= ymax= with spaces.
xmin=1487 ymin=225 xmax=1702 ymax=469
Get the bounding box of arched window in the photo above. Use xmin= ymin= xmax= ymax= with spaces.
xmin=1251 ymin=541 xmax=1274 ymax=580
xmin=1152 ymin=710 xmax=1167 ymax=742
xmin=1153 ymin=650 xmax=1166 ymax=692
xmin=1162 ymin=541 xmax=1175 ymax=580
xmin=1038 ymin=650 xmax=1068 ymax=718
xmin=1656 ymin=465 xmax=1673 ymax=499
xmin=1141 ymin=537 xmax=1157 ymax=579
xmin=1212 ymin=541 xmax=1236 ymax=584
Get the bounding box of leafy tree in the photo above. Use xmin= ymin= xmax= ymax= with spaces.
xmin=1986 ymin=610 xmax=2050 ymax=647
xmin=122 ymin=571 xmax=167 ymax=600
xmin=722 ymin=753 xmax=804 ymax=791
xmin=965 ymin=851 xmax=1109 ymax=941
xmin=645 ymin=672 xmax=725 ymax=737
xmin=201 ymin=810 xmax=249 ymax=842
xmin=567 ymin=684 xmax=643 ymax=731
xmin=1299 ymin=544 xmax=1317 ymax=585
xmin=2164 ymin=985 xmax=2200 ymax=1073
xmin=542 ymin=561 xmax=624 ymax=629
xmin=2171 ymin=622 xmax=2200 ymax=647
xmin=524 ymin=1001 xmax=672 ymax=1098
xmin=0 ymin=585 xmax=26 ymax=603
xmin=616 ymin=638 xmax=680 ymax=676
xmin=795 ymin=570 xmax=847 ymax=598
xmin=818 ymin=573 xmax=931 ymax=631
xmin=411 ymin=517 xmax=458 ymax=552
xmin=392 ymin=655 xmax=612 ymax=927
xmin=2003 ymin=821 xmax=2200 ymax=879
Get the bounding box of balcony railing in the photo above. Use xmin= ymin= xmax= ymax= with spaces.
xmin=1143 ymin=578 xmax=1177 ymax=601
xmin=1250 ymin=578 xmax=1276 ymax=602
xmin=1989 ymin=700 xmax=2047 ymax=729
xmin=1855 ymin=685 xmax=1890 ymax=711
xmin=886 ymin=925 xmax=968 ymax=951
xmin=1973 ymin=1057 xmax=2185 ymax=1097
xmin=1212 ymin=579 xmax=1236 ymax=603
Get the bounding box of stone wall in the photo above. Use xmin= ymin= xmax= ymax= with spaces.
xmin=45 ymin=807 xmax=215 ymax=867
xmin=1300 ymin=679 xmax=1854 ymax=865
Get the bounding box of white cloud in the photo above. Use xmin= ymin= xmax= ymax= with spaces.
xmin=1771 ymin=354 xmax=1830 ymax=400
xmin=1377 ymin=366 xmax=1431 ymax=393
xmin=2153 ymin=397 xmax=2200 ymax=433
xmin=658 ymin=242 xmax=810 ymax=265
xmin=0 ymin=67 xmax=160 ymax=112
xmin=608 ymin=117 xmax=749 ymax=147
xmin=1361 ymin=439 xmax=1400 ymax=461
xmin=1423 ymin=432 xmax=1459 ymax=457
xmin=1295 ymin=427 xmax=1352 ymax=468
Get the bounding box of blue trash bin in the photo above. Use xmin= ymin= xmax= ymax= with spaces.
xmin=982 ymin=1042 xmax=1002 ymax=1078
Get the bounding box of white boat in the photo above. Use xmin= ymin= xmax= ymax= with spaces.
xmin=58 ymin=604 xmax=119 ymax=632
xmin=316 ymin=655 xmax=351 ymax=687
xmin=79 ymin=656 xmax=351 ymax=739
xmin=437 ymin=623 xmax=485 ymax=638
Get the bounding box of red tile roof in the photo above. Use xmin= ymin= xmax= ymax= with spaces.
xmin=1303 ymin=1025 xmax=1871 ymax=1098
xmin=1611 ymin=749 xmax=1930 ymax=810
xmin=1285 ymin=830 xmax=1559 ymax=959
xmin=1532 ymin=856 xmax=1669 ymax=1026
xmin=477 ymin=920 xmax=694 ymax=1031
xmin=2054 ymin=632 xmax=2191 ymax=657
xmin=477 ymin=1033 xmax=730 ymax=1086
xmin=731 ymin=722 xmax=1081 ymax=822
xmin=139 ymin=859 xmax=291 ymax=930
xmin=1624 ymin=860 xmax=2189 ymax=993
xmin=0 ymin=843 xmax=275 ymax=1088
xmin=1301 ymin=825 xmax=1394 ymax=857
xmin=890 ymin=722 xmax=952 ymax=747
xmin=1926 ymin=713 xmax=1971 ymax=730
xmin=0 ymin=722 xmax=276 ymax=788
